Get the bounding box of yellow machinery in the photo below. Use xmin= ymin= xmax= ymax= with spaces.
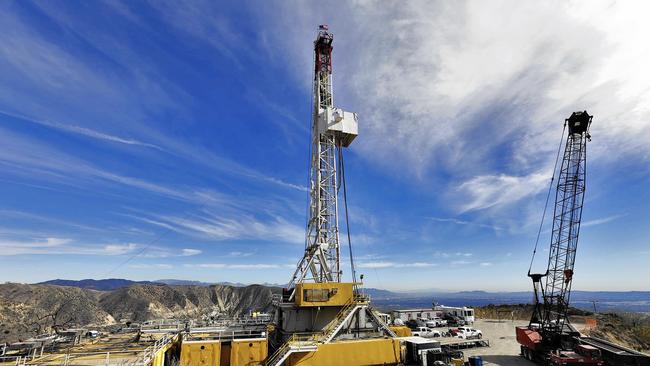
xmin=294 ymin=283 xmax=354 ymax=307
xmin=285 ymin=338 xmax=401 ymax=366
xmin=180 ymin=337 xmax=267 ymax=366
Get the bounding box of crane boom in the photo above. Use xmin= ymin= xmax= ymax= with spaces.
xmin=540 ymin=111 xmax=591 ymax=334
xmin=519 ymin=111 xmax=596 ymax=364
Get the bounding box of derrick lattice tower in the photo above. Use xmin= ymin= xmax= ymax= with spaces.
xmin=288 ymin=25 xmax=358 ymax=291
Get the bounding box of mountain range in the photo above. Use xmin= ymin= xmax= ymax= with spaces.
xmin=34 ymin=279 xmax=650 ymax=313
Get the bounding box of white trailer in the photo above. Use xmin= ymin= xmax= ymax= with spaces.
xmin=391 ymin=309 xmax=443 ymax=322
xmin=434 ymin=305 xmax=475 ymax=324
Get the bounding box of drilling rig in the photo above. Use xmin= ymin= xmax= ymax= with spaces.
xmin=266 ymin=25 xmax=400 ymax=366
xmin=516 ymin=111 xmax=603 ymax=365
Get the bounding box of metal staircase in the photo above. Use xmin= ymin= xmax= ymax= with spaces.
xmin=264 ymin=334 xmax=319 ymax=366
xmin=320 ymin=298 xmax=366 ymax=343
xmin=265 ymin=298 xmax=367 ymax=366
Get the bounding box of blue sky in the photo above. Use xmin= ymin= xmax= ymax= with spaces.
xmin=1 ymin=1 xmax=649 ymax=291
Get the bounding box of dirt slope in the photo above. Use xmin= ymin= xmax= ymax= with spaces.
xmin=0 ymin=283 xmax=280 ymax=343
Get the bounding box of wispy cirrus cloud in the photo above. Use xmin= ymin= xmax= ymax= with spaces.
xmin=0 ymin=233 xmax=202 ymax=258
xmin=0 ymin=110 xmax=164 ymax=151
xmin=134 ymin=211 xmax=304 ymax=244
xmin=450 ymin=260 xmax=472 ymax=266
xmin=582 ymin=214 xmax=627 ymax=228
xmin=429 ymin=217 xmax=503 ymax=231
xmin=453 ymin=171 xmax=549 ymax=213
xmin=129 ymin=263 xmax=173 ymax=269
xmin=268 ymin=0 xmax=650 ymax=218
xmin=0 ymin=4 xmax=307 ymax=195
xmin=181 ymin=248 xmax=202 ymax=256
xmin=357 ymin=261 xmax=437 ymax=269
xmin=0 ymin=237 xmax=138 ymax=256
xmin=185 ymin=263 xmax=293 ymax=270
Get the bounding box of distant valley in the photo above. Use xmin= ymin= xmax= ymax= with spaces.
xmin=364 ymin=288 xmax=650 ymax=313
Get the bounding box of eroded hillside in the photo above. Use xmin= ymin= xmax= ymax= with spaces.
xmin=0 ymin=283 xmax=279 ymax=343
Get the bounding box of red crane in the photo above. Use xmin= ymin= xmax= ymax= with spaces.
xmin=516 ymin=111 xmax=603 ymax=365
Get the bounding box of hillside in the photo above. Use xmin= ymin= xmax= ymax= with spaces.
xmin=0 ymin=283 xmax=113 ymax=343
xmin=0 ymin=283 xmax=280 ymax=343
xmin=100 ymin=284 xmax=279 ymax=321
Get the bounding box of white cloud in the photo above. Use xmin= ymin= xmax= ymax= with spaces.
xmin=267 ymin=0 xmax=650 ymax=217
xmin=129 ymin=263 xmax=173 ymax=269
xmin=0 ymin=110 xmax=163 ymax=151
xmin=357 ymin=261 xmax=437 ymax=269
xmin=185 ymin=263 xmax=291 ymax=270
xmin=454 ymin=172 xmax=549 ymax=213
xmin=102 ymin=243 xmax=138 ymax=255
xmin=0 ymin=237 xmax=138 ymax=256
xmin=451 ymin=260 xmax=472 ymax=266
xmin=229 ymin=251 xmax=254 ymax=257
xmin=430 ymin=217 xmax=502 ymax=231
xmin=582 ymin=214 xmax=626 ymax=228
xmin=137 ymin=211 xmax=304 ymax=244
xmin=480 ymin=262 xmax=493 ymax=267
xmin=0 ymin=6 xmax=307 ymax=196
xmin=181 ymin=248 xmax=202 ymax=256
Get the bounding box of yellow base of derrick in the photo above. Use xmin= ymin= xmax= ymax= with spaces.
xmin=285 ymin=338 xmax=401 ymax=366
xmin=294 ymin=282 xmax=355 ymax=307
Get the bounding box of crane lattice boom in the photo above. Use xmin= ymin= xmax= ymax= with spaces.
xmin=530 ymin=111 xmax=592 ymax=345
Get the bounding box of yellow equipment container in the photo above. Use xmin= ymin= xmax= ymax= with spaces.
xmin=285 ymin=338 xmax=401 ymax=366
xmin=230 ymin=339 xmax=268 ymax=366
xmin=294 ymin=282 xmax=355 ymax=307
xmin=389 ymin=326 xmax=412 ymax=337
xmin=180 ymin=342 xmax=221 ymax=366
xmin=180 ymin=339 xmax=267 ymax=366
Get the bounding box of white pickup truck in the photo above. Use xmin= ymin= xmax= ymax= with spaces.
xmin=455 ymin=326 xmax=482 ymax=339
xmin=412 ymin=327 xmax=442 ymax=338
xmin=425 ymin=317 xmax=448 ymax=327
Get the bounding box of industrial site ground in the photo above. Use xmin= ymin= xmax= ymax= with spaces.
xmin=449 ymin=318 xmax=594 ymax=365
xmin=455 ymin=319 xmax=533 ymax=366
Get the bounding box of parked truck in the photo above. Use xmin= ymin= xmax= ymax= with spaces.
xmin=412 ymin=327 xmax=442 ymax=338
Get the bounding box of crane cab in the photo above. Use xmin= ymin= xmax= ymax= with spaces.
xmin=567 ymin=110 xmax=592 ymax=135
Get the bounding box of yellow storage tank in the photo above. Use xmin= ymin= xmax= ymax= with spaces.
xmin=285 ymin=338 xmax=401 ymax=366
xmin=180 ymin=342 xmax=221 ymax=366
xmin=230 ymin=339 xmax=268 ymax=366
